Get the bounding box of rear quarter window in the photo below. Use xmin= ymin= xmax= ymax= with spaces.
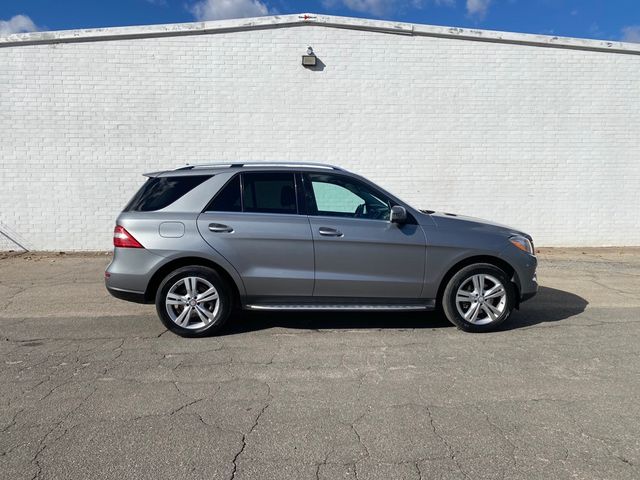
xmin=124 ymin=175 xmax=211 ymax=212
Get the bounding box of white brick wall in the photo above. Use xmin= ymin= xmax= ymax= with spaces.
xmin=1 ymin=15 xmax=639 ymax=250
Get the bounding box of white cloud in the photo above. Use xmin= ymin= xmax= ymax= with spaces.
xmin=323 ymin=0 xmax=455 ymax=17
xmin=0 ymin=14 xmax=38 ymax=36
xmin=413 ymin=0 xmax=456 ymax=6
xmin=322 ymin=0 xmax=387 ymax=16
xmin=466 ymin=0 xmax=491 ymax=18
xmin=190 ymin=0 xmax=271 ymax=21
xmin=622 ymin=25 xmax=640 ymax=43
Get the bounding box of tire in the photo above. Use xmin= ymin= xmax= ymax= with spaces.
xmin=155 ymin=266 xmax=232 ymax=338
xmin=441 ymin=263 xmax=515 ymax=333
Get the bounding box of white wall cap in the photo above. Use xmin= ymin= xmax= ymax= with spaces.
xmin=1 ymin=13 xmax=639 ymax=56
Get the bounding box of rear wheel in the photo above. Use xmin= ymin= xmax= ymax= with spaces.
xmin=155 ymin=266 xmax=232 ymax=337
xmin=442 ymin=263 xmax=515 ymax=332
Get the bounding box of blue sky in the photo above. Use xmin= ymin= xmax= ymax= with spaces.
xmin=1 ymin=0 xmax=639 ymax=42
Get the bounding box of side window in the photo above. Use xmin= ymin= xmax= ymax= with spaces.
xmin=207 ymin=175 xmax=241 ymax=212
xmin=312 ymin=181 xmax=363 ymax=214
xmin=306 ymin=173 xmax=391 ymax=220
xmin=242 ymin=172 xmax=297 ymax=214
xmin=124 ymin=175 xmax=211 ymax=212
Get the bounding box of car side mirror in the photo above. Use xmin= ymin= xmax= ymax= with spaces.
xmin=390 ymin=205 xmax=407 ymax=225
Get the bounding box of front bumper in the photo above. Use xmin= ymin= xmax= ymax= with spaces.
xmin=500 ymin=244 xmax=538 ymax=304
xmin=516 ymin=262 xmax=538 ymax=305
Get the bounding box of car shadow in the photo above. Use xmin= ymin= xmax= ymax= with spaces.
xmin=497 ymin=285 xmax=588 ymax=331
xmin=222 ymin=286 xmax=588 ymax=335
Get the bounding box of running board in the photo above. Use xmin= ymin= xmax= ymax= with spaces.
xmin=245 ymin=303 xmax=434 ymax=312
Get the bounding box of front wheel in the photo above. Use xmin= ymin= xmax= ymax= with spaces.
xmin=442 ymin=263 xmax=515 ymax=332
xmin=155 ymin=266 xmax=232 ymax=337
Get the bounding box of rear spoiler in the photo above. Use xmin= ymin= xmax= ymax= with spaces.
xmin=142 ymin=170 xmax=217 ymax=178
xmin=142 ymin=171 xmax=164 ymax=178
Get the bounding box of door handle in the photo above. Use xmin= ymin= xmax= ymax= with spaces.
xmin=208 ymin=223 xmax=234 ymax=233
xmin=318 ymin=227 xmax=343 ymax=237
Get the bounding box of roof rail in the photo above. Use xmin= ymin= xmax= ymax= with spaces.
xmin=175 ymin=162 xmax=345 ymax=171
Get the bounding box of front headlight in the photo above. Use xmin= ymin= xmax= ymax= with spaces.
xmin=509 ymin=235 xmax=534 ymax=255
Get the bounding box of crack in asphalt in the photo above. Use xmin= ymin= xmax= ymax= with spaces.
xmin=0 ymin=284 xmax=27 ymax=314
xmin=29 ymin=385 xmax=98 ymax=479
xmin=313 ymin=450 xmax=330 ymax=480
xmin=474 ymin=405 xmax=518 ymax=477
xmin=425 ymin=405 xmax=471 ymax=480
xmin=338 ymin=410 xmax=372 ymax=480
xmin=0 ymin=407 xmax=24 ymax=437
xmin=229 ymin=401 xmax=270 ymax=480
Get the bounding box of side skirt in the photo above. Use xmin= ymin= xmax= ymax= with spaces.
xmin=242 ymin=297 xmax=436 ymax=312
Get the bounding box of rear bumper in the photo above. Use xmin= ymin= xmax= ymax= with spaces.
xmin=105 ymin=247 xmax=166 ymax=303
xmin=106 ymin=286 xmax=148 ymax=304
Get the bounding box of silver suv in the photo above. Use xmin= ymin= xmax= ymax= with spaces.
xmin=105 ymin=163 xmax=537 ymax=337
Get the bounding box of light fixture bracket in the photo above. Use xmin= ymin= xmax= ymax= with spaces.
xmin=302 ymin=46 xmax=317 ymax=67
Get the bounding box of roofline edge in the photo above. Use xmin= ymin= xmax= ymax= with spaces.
xmin=1 ymin=13 xmax=639 ymax=56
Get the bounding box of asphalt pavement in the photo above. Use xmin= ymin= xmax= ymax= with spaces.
xmin=1 ymin=248 xmax=639 ymax=479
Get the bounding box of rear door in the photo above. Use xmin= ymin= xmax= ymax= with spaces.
xmin=303 ymin=172 xmax=426 ymax=299
xmin=197 ymin=171 xmax=314 ymax=298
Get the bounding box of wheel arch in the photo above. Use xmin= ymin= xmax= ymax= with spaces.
xmin=144 ymin=256 xmax=243 ymax=306
xmin=436 ymin=255 xmax=520 ymax=308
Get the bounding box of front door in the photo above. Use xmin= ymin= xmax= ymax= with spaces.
xmin=198 ymin=171 xmax=314 ymax=298
xmin=303 ymin=172 xmax=426 ymax=299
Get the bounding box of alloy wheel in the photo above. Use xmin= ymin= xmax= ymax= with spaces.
xmin=455 ymin=274 xmax=507 ymax=325
xmin=165 ymin=276 xmax=220 ymax=329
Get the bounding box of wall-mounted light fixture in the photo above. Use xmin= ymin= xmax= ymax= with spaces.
xmin=302 ymin=46 xmax=317 ymax=67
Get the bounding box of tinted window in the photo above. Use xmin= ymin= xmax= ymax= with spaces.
xmin=306 ymin=173 xmax=391 ymax=220
xmin=124 ymin=175 xmax=211 ymax=212
xmin=207 ymin=175 xmax=241 ymax=212
xmin=242 ymin=172 xmax=297 ymax=214
xmin=312 ymin=181 xmax=363 ymax=214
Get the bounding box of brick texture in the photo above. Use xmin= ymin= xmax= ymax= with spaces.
xmin=1 ymin=23 xmax=639 ymax=250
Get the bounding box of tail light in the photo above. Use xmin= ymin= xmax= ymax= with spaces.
xmin=113 ymin=225 xmax=143 ymax=248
